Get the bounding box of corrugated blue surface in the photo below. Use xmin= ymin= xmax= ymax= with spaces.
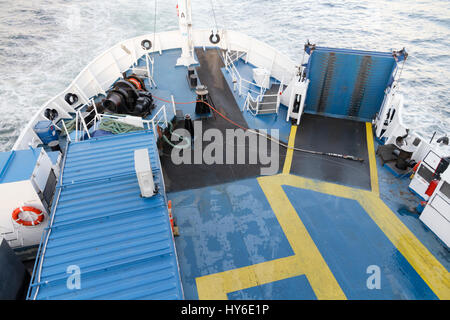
xmin=304 ymin=47 xmax=397 ymax=121
xmin=28 ymin=131 xmax=183 ymax=300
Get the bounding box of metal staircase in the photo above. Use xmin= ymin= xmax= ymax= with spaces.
xmin=1 ymin=229 xmax=21 ymax=248
xmin=244 ymin=82 xmax=284 ymax=116
xmin=223 ymin=50 xmax=284 ymax=116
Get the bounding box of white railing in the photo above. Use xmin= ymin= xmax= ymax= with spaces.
xmin=62 ymin=99 xmax=99 ymax=142
xmin=223 ymin=50 xmax=266 ymax=97
xmin=61 ymin=120 xmax=72 ymax=143
xmin=243 ymin=77 xmax=284 ymax=116
xmin=244 ymin=92 xmax=260 ymax=115
xmin=132 ymin=52 xmax=157 ymax=88
xmin=224 ymin=49 xmax=287 ymax=116
xmin=147 ymin=105 xmax=168 ymax=140
xmin=85 ymin=105 xmax=169 ymax=141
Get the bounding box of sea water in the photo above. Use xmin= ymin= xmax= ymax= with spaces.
xmin=0 ymin=0 xmax=448 ymax=151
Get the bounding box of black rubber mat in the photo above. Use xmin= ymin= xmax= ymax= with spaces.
xmin=194 ymin=48 xmax=248 ymax=128
xmin=161 ymin=118 xmax=286 ymax=192
xmin=290 ymin=113 xmax=371 ymax=190
xmin=161 ymin=49 xmax=286 ymax=192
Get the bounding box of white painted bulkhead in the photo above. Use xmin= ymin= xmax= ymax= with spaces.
xmin=0 ymin=180 xmax=49 ymax=248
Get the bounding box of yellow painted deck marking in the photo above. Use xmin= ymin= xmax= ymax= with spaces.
xmin=282 ymin=125 xmax=298 ymax=174
xmin=358 ymin=191 xmax=450 ymax=300
xmin=366 ymin=122 xmax=380 ymax=195
xmin=196 ymin=172 xmax=347 ymax=300
xmin=195 ymin=126 xmax=449 ymax=300
xmin=258 ymin=175 xmax=347 ymax=300
xmin=196 ymin=255 xmax=303 ymax=300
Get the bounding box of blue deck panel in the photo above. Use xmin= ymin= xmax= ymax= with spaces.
xmin=171 ymin=174 xmax=445 ymax=299
xmin=228 ymin=275 xmax=317 ymax=300
xmin=169 ymin=178 xmax=294 ymax=300
xmin=46 ymin=151 xmax=60 ymax=165
xmin=283 ymin=186 xmax=438 ymax=300
xmin=0 ymin=148 xmax=40 ymax=183
xmin=28 ymin=131 xmax=183 ymax=300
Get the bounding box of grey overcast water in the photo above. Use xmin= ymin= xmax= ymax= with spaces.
xmin=0 ymin=0 xmax=448 ymax=151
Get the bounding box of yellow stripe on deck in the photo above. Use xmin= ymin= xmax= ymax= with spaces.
xmin=196 ymin=256 xmax=303 ymax=300
xmin=196 ymin=172 xmax=347 ymax=300
xmin=359 ymin=191 xmax=450 ymax=300
xmin=282 ymin=125 xmax=298 ymax=174
xmin=195 ymin=123 xmax=449 ymax=300
xmin=258 ymin=175 xmax=347 ymax=300
xmin=366 ymin=122 xmax=380 ymax=195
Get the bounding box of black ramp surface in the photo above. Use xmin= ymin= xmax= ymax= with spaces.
xmin=161 ymin=49 xmax=286 ymax=192
xmin=290 ymin=113 xmax=371 ymax=190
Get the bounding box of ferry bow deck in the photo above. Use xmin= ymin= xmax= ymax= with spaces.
xmin=26 ymin=46 xmax=449 ymax=300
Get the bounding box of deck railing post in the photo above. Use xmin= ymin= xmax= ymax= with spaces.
xmin=276 ymin=94 xmax=280 ymax=114
xmin=75 ymin=112 xmax=79 ymax=142
xmin=151 ymin=120 xmax=156 ymax=140
xmin=79 ymin=110 xmax=91 ymax=140
xmin=163 ymin=106 xmax=168 ymax=128
xmin=61 ymin=121 xmax=72 ymax=142
xmin=171 ymin=95 xmax=176 ymax=115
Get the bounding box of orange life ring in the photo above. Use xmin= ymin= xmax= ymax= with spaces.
xmin=12 ymin=206 xmax=44 ymax=226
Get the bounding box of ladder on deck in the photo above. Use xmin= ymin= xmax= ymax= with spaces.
xmin=1 ymin=228 xmax=22 ymax=248
xmin=222 ymin=49 xmax=285 ymax=116
xmin=244 ymin=81 xmax=284 ymax=116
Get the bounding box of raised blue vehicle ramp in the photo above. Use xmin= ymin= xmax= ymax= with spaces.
xmin=304 ymin=45 xmax=407 ymax=121
xmin=28 ymin=131 xmax=183 ymax=300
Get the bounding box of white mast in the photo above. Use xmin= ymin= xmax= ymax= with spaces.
xmin=176 ymin=0 xmax=198 ymax=66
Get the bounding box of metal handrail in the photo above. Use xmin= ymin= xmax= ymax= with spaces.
xmin=224 ymin=50 xmax=266 ymax=97
xmin=244 ymin=92 xmax=259 ymax=116
xmin=73 ymin=108 xmax=92 ymax=142
xmin=225 ymin=50 xmax=284 ymax=116
xmin=61 ymin=120 xmax=71 ymax=142
xmin=244 ymin=78 xmax=283 ymax=116
xmin=133 ymin=52 xmax=157 ymax=88
xmin=93 ymin=105 xmax=168 ymax=141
